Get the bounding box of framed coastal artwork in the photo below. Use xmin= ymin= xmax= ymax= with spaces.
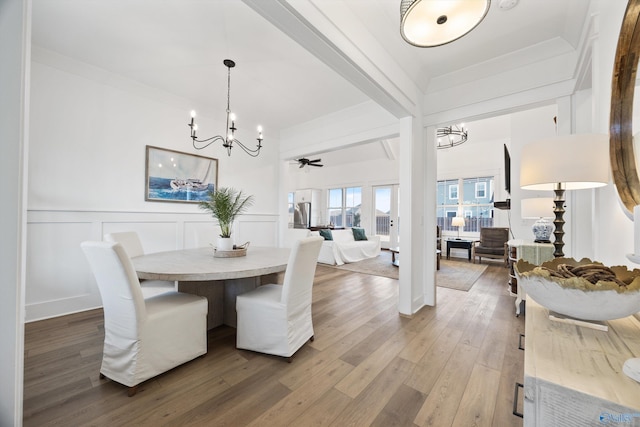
xmin=145 ymin=145 xmax=218 ymax=203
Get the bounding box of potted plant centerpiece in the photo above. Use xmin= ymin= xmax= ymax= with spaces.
xmin=199 ymin=187 xmax=254 ymax=252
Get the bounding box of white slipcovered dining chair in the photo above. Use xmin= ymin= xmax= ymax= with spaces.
xmin=236 ymin=236 xmax=323 ymax=360
xmin=81 ymin=241 xmax=208 ymax=396
xmin=104 ymin=231 xmax=175 ymax=297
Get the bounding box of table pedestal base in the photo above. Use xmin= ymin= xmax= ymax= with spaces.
xmin=178 ymin=272 xmax=280 ymax=329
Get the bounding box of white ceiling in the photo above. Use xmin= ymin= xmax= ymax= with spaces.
xmin=304 ymin=138 xmax=400 ymax=169
xmin=31 ymin=0 xmax=591 ymax=154
xmin=31 ymin=0 xmax=369 ymax=135
xmin=341 ymin=0 xmax=589 ymax=92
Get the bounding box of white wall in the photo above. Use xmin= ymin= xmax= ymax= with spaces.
xmin=284 ymin=100 xmax=605 ymax=263
xmin=592 ymin=0 xmax=635 ymax=268
xmin=508 ymin=105 xmax=558 ymax=243
xmin=279 ymin=102 xmax=400 ymax=247
xmin=436 ymin=115 xmax=512 ymax=239
xmin=501 ymin=0 xmax=635 ymax=267
xmin=284 ymin=113 xmax=517 ymax=244
xmin=282 ymin=152 xmax=400 ymax=247
xmin=29 ymin=51 xmax=280 ymax=213
xmin=26 ymin=50 xmax=280 ymax=321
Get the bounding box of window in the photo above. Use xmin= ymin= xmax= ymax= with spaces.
xmin=345 ymin=187 xmax=362 ymax=227
xmin=328 ymin=188 xmax=343 ymax=227
xmin=449 ymin=184 xmax=458 ymax=200
xmin=437 ymin=176 xmax=494 ymax=233
xmin=327 ymin=186 xmax=362 ymax=227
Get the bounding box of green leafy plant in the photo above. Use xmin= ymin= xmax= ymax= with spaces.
xmin=353 ymin=212 xmax=361 ymax=227
xmin=199 ymin=187 xmax=255 ymax=238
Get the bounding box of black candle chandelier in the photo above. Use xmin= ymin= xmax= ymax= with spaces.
xmin=188 ymin=59 xmax=263 ymax=157
xmin=436 ymin=124 xmax=467 ymax=149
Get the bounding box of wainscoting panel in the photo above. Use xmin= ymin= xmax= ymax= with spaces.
xmin=184 ymin=221 xmax=221 ymax=249
xmin=26 ymin=220 xmax=101 ymax=322
xmin=102 ymin=221 xmax=180 ymax=254
xmin=234 ymin=218 xmax=279 ymax=248
xmin=26 ymin=210 xmax=279 ymax=322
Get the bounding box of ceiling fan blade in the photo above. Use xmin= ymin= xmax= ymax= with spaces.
xmin=294 ymin=157 xmax=323 ymax=168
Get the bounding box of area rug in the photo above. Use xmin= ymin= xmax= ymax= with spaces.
xmin=328 ymin=251 xmax=488 ymax=291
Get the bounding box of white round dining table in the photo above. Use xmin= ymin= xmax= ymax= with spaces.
xmin=131 ymin=246 xmax=291 ymax=328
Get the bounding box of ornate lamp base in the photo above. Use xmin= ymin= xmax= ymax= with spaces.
xmin=532 ymin=218 xmax=553 ymax=243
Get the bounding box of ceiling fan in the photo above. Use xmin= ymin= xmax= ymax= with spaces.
xmin=296 ymin=158 xmax=323 ymax=168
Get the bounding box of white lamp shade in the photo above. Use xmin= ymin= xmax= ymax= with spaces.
xmin=521 ymin=197 xmax=554 ymax=219
xmin=520 ymin=134 xmax=609 ymax=190
xmin=452 ymin=216 xmax=465 ymax=227
xmin=400 ymin=0 xmax=490 ymax=47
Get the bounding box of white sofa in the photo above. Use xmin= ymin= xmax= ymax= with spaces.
xmin=310 ymin=228 xmax=381 ymax=265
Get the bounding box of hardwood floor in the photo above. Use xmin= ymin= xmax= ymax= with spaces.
xmin=23 ymin=261 xmax=524 ymax=426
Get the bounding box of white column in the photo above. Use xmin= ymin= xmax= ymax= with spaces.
xmin=0 ymin=0 xmax=30 ymax=424
xmin=399 ymin=116 xmax=433 ymax=314
xmin=423 ymin=125 xmax=437 ymax=306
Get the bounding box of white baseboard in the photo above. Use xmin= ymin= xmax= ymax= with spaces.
xmin=26 ymin=293 xmax=102 ymax=323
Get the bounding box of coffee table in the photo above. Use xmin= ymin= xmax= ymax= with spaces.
xmin=389 ymin=247 xmax=400 ymax=267
xmin=389 ymin=247 xmax=440 ymax=270
xmin=446 ymin=239 xmax=474 ymax=262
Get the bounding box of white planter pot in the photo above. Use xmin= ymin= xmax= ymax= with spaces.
xmin=217 ymin=237 xmax=234 ymax=251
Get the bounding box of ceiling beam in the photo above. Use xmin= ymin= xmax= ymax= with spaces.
xmin=380 ymin=139 xmax=396 ymax=160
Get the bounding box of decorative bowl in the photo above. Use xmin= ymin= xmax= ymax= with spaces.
xmin=514 ymin=257 xmax=640 ymax=321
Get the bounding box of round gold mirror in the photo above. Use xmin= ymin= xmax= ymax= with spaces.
xmin=611 ymin=0 xmax=640 ymax=216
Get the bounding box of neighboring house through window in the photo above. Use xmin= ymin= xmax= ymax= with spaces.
xmin=437 ymin=176 xmax=494 ymax=234
xmin=449 ymin=184 xmax=458 ymax=200
xmin=328 ymin=186 xmax=362 ymax=227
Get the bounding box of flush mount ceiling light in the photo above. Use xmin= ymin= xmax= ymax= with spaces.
xmin=400 ymin=0 xmax=491 ymax=47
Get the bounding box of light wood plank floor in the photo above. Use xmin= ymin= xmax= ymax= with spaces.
xmin=23 ymin=260 xmax=524 ymax=426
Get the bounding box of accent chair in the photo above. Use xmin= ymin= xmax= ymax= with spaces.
xmin=473 ymin=227 xmax=510 ymax=266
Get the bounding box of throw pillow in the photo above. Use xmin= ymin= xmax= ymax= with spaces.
xmin=319 ymin=229 xmax=333 ymax=241
xmin=352 ymin=227 xmax=368 ymax=241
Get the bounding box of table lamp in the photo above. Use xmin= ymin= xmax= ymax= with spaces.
xmin=521 ymin=197 xmax=554 ymax=243
xmin=452 ymin=216 xmax=465 ymax=239
xmin=520 ymin=133 xmax=609 ymax=257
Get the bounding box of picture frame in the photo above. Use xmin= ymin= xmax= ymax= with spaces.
xmin=145 ymin=145 xmax=218 ymax=203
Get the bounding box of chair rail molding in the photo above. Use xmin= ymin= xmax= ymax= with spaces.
xmin=25 ymin=209 xmax=279 ymax=322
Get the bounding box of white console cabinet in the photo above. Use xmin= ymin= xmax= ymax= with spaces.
xmin=522 ymin=299 xmax=640 ymax=426
xmin=507 ymin=239 xmax=554 ymax=316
